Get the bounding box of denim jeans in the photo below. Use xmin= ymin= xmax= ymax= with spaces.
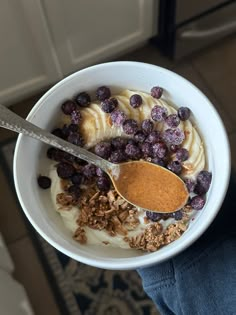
xmin=137 ymin=174 xmax=236 ymax=315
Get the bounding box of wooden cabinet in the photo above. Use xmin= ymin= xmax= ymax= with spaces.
xmin=42 ymin=0 xmax=156 ymax=75
xmin=0 ymin=0 xmax=157 ymax=105
xmin=0 ymin=0 xmax=62 ymax=105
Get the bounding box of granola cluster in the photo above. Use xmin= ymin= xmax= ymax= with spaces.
xmin=56 ymin=179 xmax=189 ymax=252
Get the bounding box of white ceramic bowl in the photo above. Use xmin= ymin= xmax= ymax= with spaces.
xmin=13 ymin=62 xmax=230 ymax=270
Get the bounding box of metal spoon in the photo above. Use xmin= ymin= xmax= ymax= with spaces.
xmin=0 ymin=104 xmax=189 ymax=213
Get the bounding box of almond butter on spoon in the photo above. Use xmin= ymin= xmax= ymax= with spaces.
xmin=0 ymin=104 xmax=189 ymax=214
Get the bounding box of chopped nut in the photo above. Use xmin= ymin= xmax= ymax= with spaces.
xmin=73 ymin=227 xmax=87 ymax=244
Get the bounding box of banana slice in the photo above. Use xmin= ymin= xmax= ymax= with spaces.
xmin=63 ymin=89 xmax=205 ymax=179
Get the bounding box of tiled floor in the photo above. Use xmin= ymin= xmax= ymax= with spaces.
xmin=0 ymin=35 xmax=236 ymax=314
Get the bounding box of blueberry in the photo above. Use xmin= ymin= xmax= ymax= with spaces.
xmin=184 ymin=178 xmax=196 ymax=193
xmin=96 ymin=86 xmax=111 ymax=101
xmin=96 ymin=167 xmax=106 ymax=177
xmin=134 ymin=130 xmax=146 ymax=143
xmin=151 ymin=105 xmax=168 ymax=122
xmin=61 ymin=100 xmax=77 ymax=115
xmin=96 ymin=176 xmax=111 ymax=192
xmin=146 ymin=211 xmax=162 ymax=222
xmin=127 ymin=139 xmax=137 ymax=146
xmin=71 ymin=172 xmax=84 ymax=185
xmin=151 ymin=157 xmax=166 ymax=167
xmin=57 ymin=162 xmax=75 ymax=179
xmin=190 ymin=196 xmax=205 ymax=210
xmin=51 ymin=128 xmax=64 ymax=139
xmin=75 ymin=92 xmax=91 ymax=107
xmin=167 ymin=161 xmax=182 ymax=175
xmin=122 ymin=119 xmax=139 ymax=135
xmin=67 ymin=124 xmax=79 ymax=133
xmin=194 ymin=171 xmax=212 ymax=195
xmin=101 ymin=98 xmax=118 ymax=113
xmin=169 ymin=144 xmax=181 ymax=153
xmin=162 ymin=128 xmax=185 ymax=145
xmin=141 ymin=119 xmax=154 ymax=134
xmin=110 ymin=109 xmax=126 ymax=126
xmin=140 ymin=142 xmax=153 ymax=157
xmin=37 ymin=175 xmax=51 ymax=189
xmin=111 ymin=137 xmax=127 ymax=150
xmin=67 ymin=132 xmax=84 ymax=146
xmin=165 ymin=114 xmax=180 ymax=128
xmin=61 ymin=124 xmax=71 ymax=139
xmin=130 ymin=94 xmax=142 ymax=108
xmin=178 ymin=107 xmax=191 ymax=121
xmin=150 ymin=86 xmax=163 ymax=99
xmin=47 ymin=148 xmax=75 ymax=163
xmin=68 ymin=184 xmax=81 ymax=198
xmin=176 ymin=148 xmax=189 ymax=162
xmin=94 ymin=141 xmax=112 ymax=159
xmin=145 ymin=130 xmax=161 ymax=144
xmin=172 ymin=210 xmax=183 ymax=220
xmin=71 ymin=110 xmax=82 ymax=124
xmin=125 ymin=144 xmax=142 ymax=160
xmin=152 ymin=142 xmax=168 ymax=159
xmin=109 ymin=150 xmax=127 ymax=163
xmin=82 ymin=164 xmax=97 ymax=178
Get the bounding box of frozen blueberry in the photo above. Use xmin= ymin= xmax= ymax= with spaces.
xmin=165 ymin=114 xmax=180 ymax=128
xmin=94 ymin=141 xmax=112 ymax=159
xmin=47 ymin=148 xmax=74 ymax=163
xmin=122 ymin=119 xmax=139 ymax=135
xmin=194 ymin=171 xmax=212 ymax=195
xmin=140 ymin=142 xmax=153 ymax=157
xmin=57 ymin=162 xmax=75 ymax=179
xmin=75 ymin=92 xmax=91 ymax=107
xmin=162 ymin=128 xmax=185 ymax=145
xmin=37 ymin=175 xmax=51 ymax=189
xmin=167 ymin=160 xmax=182 ymax=175
xmin=172 ymin=210 xmax=183 ymax=220
xmin=68 ymin=184 xmax=81 ymax=199
xmin=96 ymin=176 xmax=111 ymax=192
xmin=109 ymin=150 xmax=127 ymax=163
xmin=127 ymin=139 xmax=137 ymax=146
xmin=176 ymin=148 xmax=189 ymax=162
xmin=61 ymin=100 xmax=77 ymax=115
xmin=169 ymin=144 xmax=181 ymax=153
xmin=51 ymin=128 xmax=64 ymax=139
xmin=130 ymin=94 xmax=142 ymax=108
xmin=152 ymin=142 xmax=168 ymax=159
xmin=110 ymin=109 xmax=126 ymax=126
xmin=125 ymin=143 xmax=142 ymax=160
xmin=151 ymin=157 xmax=166 ymax=167
xmin=96 ymin=86 xmax=111 ymax=101
xmin=71 ymin=110 xmax=82 ymax=124
xmin=150 ymin=86 xmax=163 ymax=99
xmin=146 ymin=211 xmax=162 ymax=222
xmin=190 ymin=196 xmax=205 ymax=210
xmin=111 ymin=137 xmax=127 ymax=150
xmin=151 ymin=105 xmax=168 ymax=122
xmin=141 ymin=119 xmax=154 ymax=134
xmin=67 ymin=132 xmax=84 ymax=146
xmin=134 ymin=130 xmax=146 ymax=143
xmin=145 ymin=130 xmax=161 ymax=144
xmin=96 ymin=167 xmax=106 ymax=177
xmin=71 ymin=172 xmax=84 ymax=185
xmin=178 ymin=107 xmax=191 ymax=121
xmin=101 ymin=98 xmax=118 ymax=113
xmin=184 ymin=178 xmax=196 ymax=193
xmin=82 ymin=164 xmax=97 ymax=178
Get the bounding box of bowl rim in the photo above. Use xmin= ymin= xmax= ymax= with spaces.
xmin=13 ymin=61 xmax=231 ymax=269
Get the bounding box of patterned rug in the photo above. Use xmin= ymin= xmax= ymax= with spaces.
xmin=0 ymin=139 xmax=159 ymax=315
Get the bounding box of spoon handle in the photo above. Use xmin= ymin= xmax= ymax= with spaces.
xmin=0 ymin=104 xmax=114 ymax=172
